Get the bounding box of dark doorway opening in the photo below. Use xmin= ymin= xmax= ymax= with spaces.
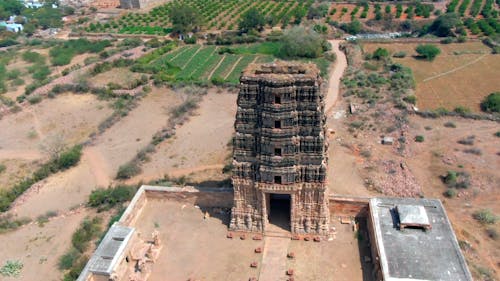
xmin=268 ymin=193 xmax=291 ymax=232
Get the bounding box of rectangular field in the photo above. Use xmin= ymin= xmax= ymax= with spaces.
xmin=362 ymin=42 xmax=500 ymax=112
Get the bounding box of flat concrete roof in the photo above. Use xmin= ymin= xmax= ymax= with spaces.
xmin=77 ymin=224 xmax=134 ymax=280
xmin=370 ymin=197 xmax=472 ymax=281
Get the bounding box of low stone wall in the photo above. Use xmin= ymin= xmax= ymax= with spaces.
xmin=144 ymin=186 xmax=233 ymax=208
xmin=119 ymin=185 xmax=233 ymax=227
xmin=328 ymin=195 xmax=370 ymax=218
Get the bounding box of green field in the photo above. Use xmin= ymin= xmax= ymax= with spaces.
xmin=143 ymin=42 xmax=331 ymax=85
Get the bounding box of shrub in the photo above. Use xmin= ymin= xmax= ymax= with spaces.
xmin=457 ymin=135 xmax=475 ymax=145
xmin=88 ymin=185 xmax=136 ymax=210
xmin=415 ymin=44 xmax=441 ymax=61
xmin=372 ymin=48 xmax=390 ymax=60
xmin=473 ymin=209 xmax=498 ymax=225
xmin=116 ymin=162 xmax=141 ymax=179
xmin=480 ymin=92 xmax=500 ymax=113
xmin=71 ymin=217 xmax=102 ymax=253
xmin=58 ymin=249 xmax=79 ymax=270
xmin=393 ymin=51 xmax=407 ymax=58
xmin=453 ymin=106 xmax=470 ymax=114
xmin=211 ymin=76 xmax=225 ymax=86
xmin=27 ymin=95 xmax=42 ymax=104
xmin=415 ymin=135 xmax=425 ymax=142
xmin=444 ymin=188 xmax=457 ymax=198
xmin=0 ymin=164 xmax=5 ymax=174
xmin=403 ymin=95 xmax=416 ymax=104
xmin=495 ymin=131 xmax=500 ymax=137
xmin=463 ymin=148 xmax=482 ymax=155
xmin=0 ymin=260 xmax=23 ymax=277
xmin=444 ymin=121 xmax=456 ymax=128
xmin=443 ymin=170 xmax=470 ymax=189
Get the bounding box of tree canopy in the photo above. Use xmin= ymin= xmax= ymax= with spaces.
xmin=480 ymin=92 xmax=500 ymax=113
xmin=239 ymin=7 xmax=265 ymax=32
xmin=415 ymin=44 xmax=441 ymax=61
xmin=428 ymin=13 xmax=462 ymax=37
xmin=168 ymin=4 xmax=203 ymax=34
xmin=372 ymin=48 xmax=390 ymax=60
xmin=280 ymin=26 xmax=326 ymax=58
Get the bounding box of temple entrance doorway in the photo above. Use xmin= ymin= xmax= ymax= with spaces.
xmin=267 ymin=193 xmax=291 ymax=232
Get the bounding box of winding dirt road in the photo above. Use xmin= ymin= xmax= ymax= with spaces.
xmin=325 ymin=40 xmax=348 ymax=114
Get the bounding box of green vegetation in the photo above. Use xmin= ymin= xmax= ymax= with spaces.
xmin=473 ymin=209 xmax=498 ymax=224
xmin=372 ymin=48 xmax=390 ymax=60
xmin=49 ymin=39 xmax=111 ymax=66
xmin=280 ymin=26 xmax=327 ymax=58
xmin=169 ymin=3 xmax=203 ymax=34
xmin=0 ymin=214 xmax=31 ymax=233
xmin=60 ymin=217 xmax=103 ymax=281
xmin=442 ymin=170 xmax=470 ymax=189
xmin=0 ymin=260 xmax=23 ymax=277
xmin=88 ymin=185 xmax=137 ymax=211
xmin=480 ymin=92 xmax=500 ymax=113
xmin=415 ymin=135 xmax=425 ymax=142
xmin=239 ymin=7 xmax=266 ymax=32
xmin=0 ymin=164 xmax=5 ymax=174
xmin=0 ymin=145 xmax=82 ymax=212
xmin=415 ymin=44 xmax=441 ymax=61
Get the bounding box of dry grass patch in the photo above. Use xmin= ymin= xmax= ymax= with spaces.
xmin=362 ymin=42 xmax=499 ymax=112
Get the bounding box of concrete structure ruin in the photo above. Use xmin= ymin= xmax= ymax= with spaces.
xmin=230 ymin=62 xmax=330 ymax=235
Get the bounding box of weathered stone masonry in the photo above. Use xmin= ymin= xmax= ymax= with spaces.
xmin=230 ymin=62 xmax=330 ymax=235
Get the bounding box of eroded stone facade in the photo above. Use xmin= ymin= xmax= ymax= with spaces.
xmin=230 ymin=62 xmax=330 ymax=235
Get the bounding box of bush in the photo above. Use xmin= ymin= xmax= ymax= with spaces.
xmin=211 ymin=76 xmax=225 ymax=86
xmin=372 ymin=48 xmax=389 ymax=60
xmin=473 ymin=209 xmax=498 ymax=224
xmin=415 ymin=44 xmax=441 ymax=61
xmin=72 ymin=217 xmax=102 ymax=253
xmin=88 ymin=185 xmax=136 ymax=210
xmin=415 ymin=135 xmax=425 ymax=142
xmin=457 ymin=135 xmax=475 ymax=145
xmin=480 ymin=92 xmax=500 ymax=113
xmin=444 ymin=188 xmax=457 ymax=198
xmin=403 ymin=95 xmax=416 ymax=104
xmin=486 ymin=228 xmax=499 ymax=240
xmin=0 ymin=164 xmax=5 ymax=174
xmin=116 ymin=162 xmax=141 ymax=179
xmin=0 ymin=260 xmax=23 ymax=277
xmin=443 ymin=170 xmax=470 ymax=189
xmin=27 ymin=95 xmax=42 ymax=104
xmin=444 ymin=121 xmax=456 ymax=128
xmin=393 ymin=51 xmax=407 ymax=58
xmin=58 ymin=249 xmax=79 ymax=270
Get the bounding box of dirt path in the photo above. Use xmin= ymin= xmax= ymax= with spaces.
xmin=259 ymin=237 xmax=290 ymax=281
xmin=422 ymin=53 xmax=488 ymax=82
xmin=84 ymin=146 xmax=112 ymax=187
xmin=325 ymin=40 xmax=348 ymax=114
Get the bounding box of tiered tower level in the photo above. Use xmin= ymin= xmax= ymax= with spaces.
xmin=230 ymin=62 xmax=330 ymax=235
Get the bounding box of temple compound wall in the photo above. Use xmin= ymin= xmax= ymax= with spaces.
xmin=230 ymin=62 xmax=330 ymax=235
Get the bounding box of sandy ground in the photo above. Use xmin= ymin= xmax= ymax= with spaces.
xmin=136 ymin=90 xmax=237 ymax=181
xmin=288 ymin=221 xmax=372 ymax=281
xmin=0 ymin=93 xmax=111 ymax=156
xmin=0 ymin=209 xmax=91 ymax=281
xmin=10 ymin=88 xmax=182 ymax=218
xmin=89 ymin=67 xmax=142 ymax=88
xmin=325 ymin=40 xmax=347 ymax=113
xmin=135 ymin=199 xmax=263 ymax=281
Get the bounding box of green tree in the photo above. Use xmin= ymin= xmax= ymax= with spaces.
xmin=168 ymin=4 xmax=203 ymax=34
xmin=340 ymin=20 xmax=362 ymax=35
xmin=415 ymin=44 xmax=441 ymax=61
xmin=280 ymin=26 xmax=325 ymax=58
xmin=428 ymin=13 xmax=462 ymax=37
xmin=372 ymin=48 xmax=389 ymax=60
xmin=480 ymin=92 xmax=500 ymax=113
xmin=32 ymin=7 xmax=63 ymax=29
xmin=238 ymin=7 xmax=265 ymax=32
xmin=0 ymin=0 xmax=24 ymax=15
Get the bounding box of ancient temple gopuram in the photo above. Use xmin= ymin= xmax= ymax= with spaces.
xmin=230 ymin=62 xmax=330 ymax=235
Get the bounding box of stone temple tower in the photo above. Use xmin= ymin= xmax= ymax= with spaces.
xmin=229 ymin=62 xmax=330 ymax=236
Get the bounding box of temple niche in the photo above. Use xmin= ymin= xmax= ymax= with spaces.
xmin=230 ymin=61 xmax=330 ymax=236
